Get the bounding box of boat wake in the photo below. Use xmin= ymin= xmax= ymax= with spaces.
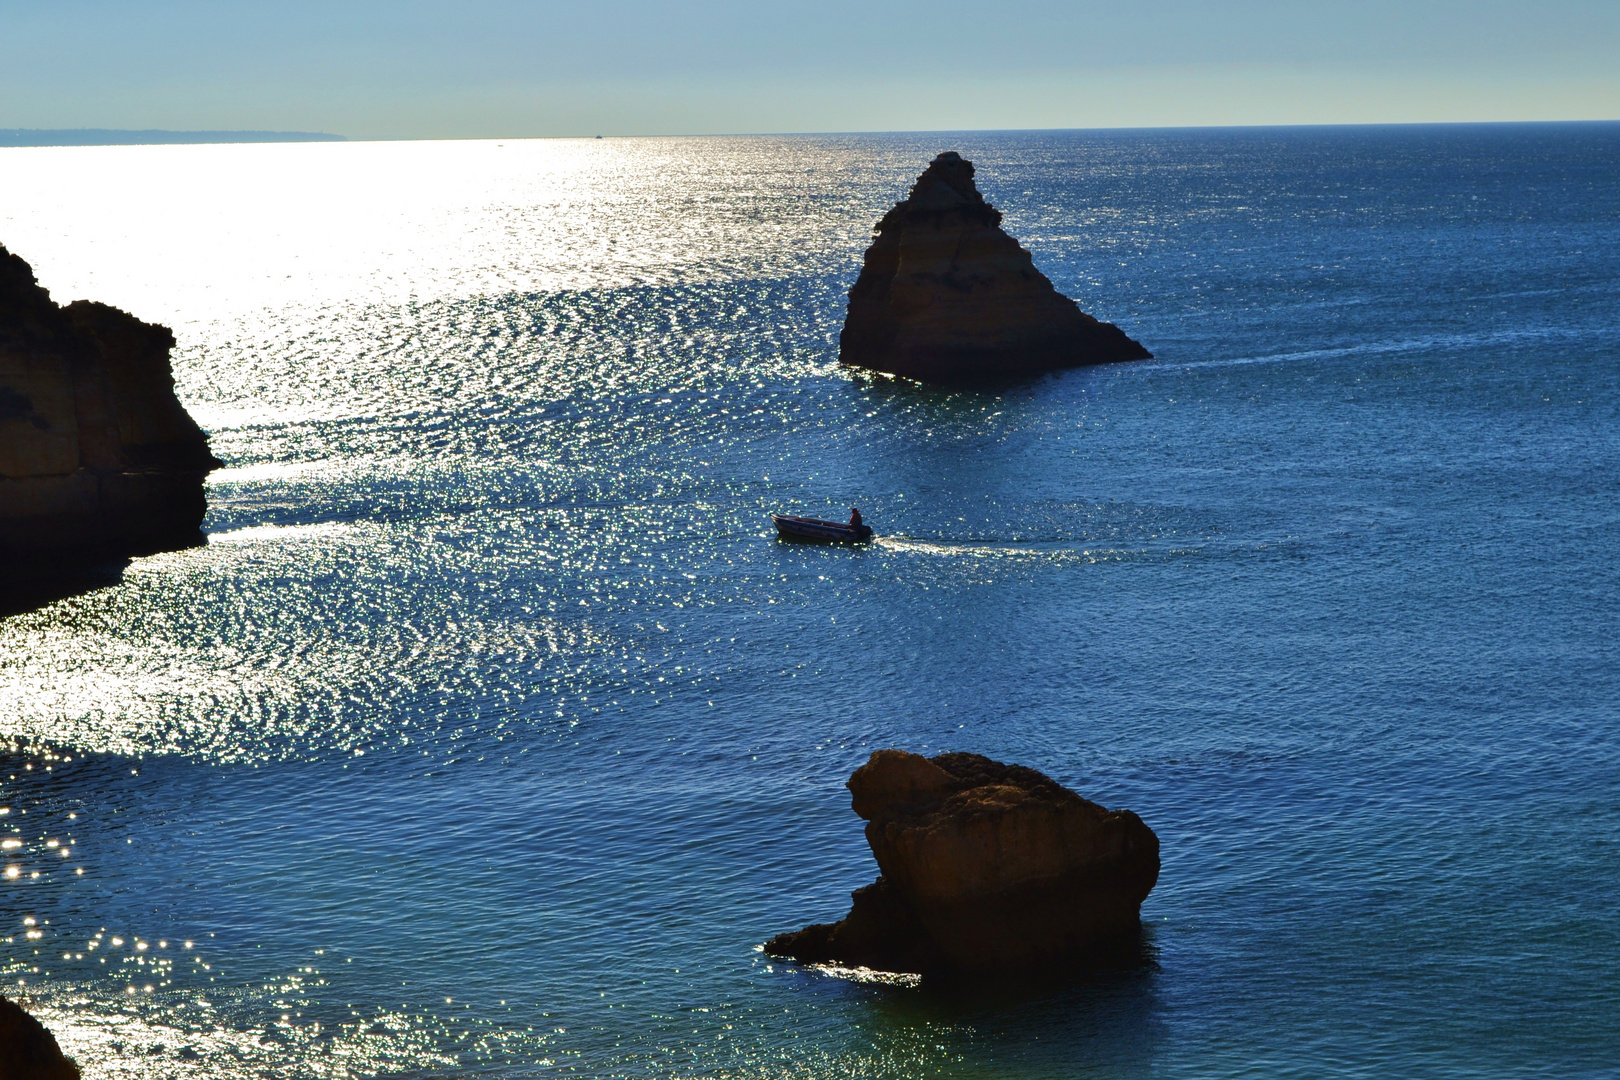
xmin=873 ymin=536 xmax=1153 ymax=564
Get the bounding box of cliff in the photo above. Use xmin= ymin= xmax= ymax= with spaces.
xmin=839 ymin=152 xmax=1152 ymax=381
xmin=766 ymin=750 xmax=1160 ymax=977
xmin=0 ymin=244 xmax=219 ymax=572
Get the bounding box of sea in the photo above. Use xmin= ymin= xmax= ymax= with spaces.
xmin=0 ymin=123 xmax=1617 ymax=1079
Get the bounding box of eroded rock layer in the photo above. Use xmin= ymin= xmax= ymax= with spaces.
xmin=0 ymin=244 xmax=218 ymax=568
xmin=839 ymin=152 xmax=1151 ymax=381
xmin=766 ymin=750 xmax=1160 ymax=976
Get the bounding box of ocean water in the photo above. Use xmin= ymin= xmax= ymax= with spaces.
xmin=0 ymin=124 xmax=1617 ymax=1078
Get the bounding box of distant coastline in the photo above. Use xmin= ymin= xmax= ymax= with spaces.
xmin=0 ymin=128 xmax=346 ymax=147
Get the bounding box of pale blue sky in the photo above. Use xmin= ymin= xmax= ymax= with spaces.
xmin=2 ymin=1 xmax=1616 ymax=137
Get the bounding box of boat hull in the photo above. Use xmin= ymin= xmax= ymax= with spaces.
xmin=771 ymin=514 xmax=873 ymax=543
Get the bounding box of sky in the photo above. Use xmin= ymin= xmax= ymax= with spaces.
xmin=1 ymin=1 xmax=1617 ymax=138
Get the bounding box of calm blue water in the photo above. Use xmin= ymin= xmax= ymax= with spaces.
xmin=1 ymin=123 xmax=1618 ymax=1078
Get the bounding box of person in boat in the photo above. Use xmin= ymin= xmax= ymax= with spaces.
xmin=848 ymin=507 xmax=864 ymax=531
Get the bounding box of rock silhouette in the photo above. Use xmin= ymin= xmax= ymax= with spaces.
xmin=0 ymin=994 xmax=81 ymax=1080
xmin=0 ymin=244 xmax=219 ymax=574
xmin=766 ymin=750 xmax=1160 ymax=976
xmin=839 ymin=152 xmax=1151 ymax=381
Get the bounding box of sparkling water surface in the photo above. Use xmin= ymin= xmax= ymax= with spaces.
xmin=1 ymin=125 xmax=1617 ymax=1078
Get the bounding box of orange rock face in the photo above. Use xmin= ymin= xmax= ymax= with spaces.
xmin=766 ymin=750 xmax=1160 ymax=976
xmin=839 ymin=152 xmax=1152 ymax=381
xmin=0 ymin=244 xmax=219 ymax=571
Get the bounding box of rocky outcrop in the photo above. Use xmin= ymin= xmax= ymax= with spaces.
xmin=766 ymin=750 xmax=1160 ymax=976
xmin=0 ymin=244 xmax=218 ymax=571
xmin=839 ymin=152 xmax=1151 ymax=381
xmin=0 ymin=994 xmax=81 ymax=1080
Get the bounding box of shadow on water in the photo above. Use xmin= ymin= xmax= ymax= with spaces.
xmin=0 ymin=560 xmax=128 ymax=619
xmin=843 ymin=361 xmax=1128 ymax=403
xmin=771 ymin=532 xmax=876 ymax=548
xmin=937 ymin=940 xmax=1161 ymax=1076
xmin=789 ymin=932 xmax=1165 ymax=1078
xmin=846 ymin=369 xmax=1039 ymax=403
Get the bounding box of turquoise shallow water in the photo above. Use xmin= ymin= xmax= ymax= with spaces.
xmin=1 ymin=124 xmax=1618 ymax=1077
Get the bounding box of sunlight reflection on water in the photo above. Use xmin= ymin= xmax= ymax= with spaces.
xmin=2 ymin=126 xmax=1618 ymax=1079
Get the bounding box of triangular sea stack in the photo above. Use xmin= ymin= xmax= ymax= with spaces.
xmin=766 ymin=750 xmax=1160 ymax=978
xmin=839 ymin=152 xmax=1151 ymax=381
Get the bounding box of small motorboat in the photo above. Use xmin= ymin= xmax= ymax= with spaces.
xmin=771 ymin=514 xmax=874 ymax=543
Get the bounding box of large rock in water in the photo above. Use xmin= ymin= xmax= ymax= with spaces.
xmin=0 ymin=243 xmax=219 ymax=570
xmin=839 ymin=152 xmax=1152 ymax=381
xmin=766 ymin=750 xmax=1160 ymax=976
xmin=0 ymin=994 xmax=81 ymax=1080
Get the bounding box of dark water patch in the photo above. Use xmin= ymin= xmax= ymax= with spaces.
xmin=0 ymin=561 xmax=128 ymax=618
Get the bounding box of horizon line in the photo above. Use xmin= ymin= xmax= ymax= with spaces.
xmin=3 ymin=118 xmax=1617 ymax=148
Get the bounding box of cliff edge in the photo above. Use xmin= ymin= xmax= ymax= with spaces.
xmin=766 ymin=750 xmax=1160 ymax=977
xmin=839 ymin=152 xmax=1151 ymax=381
xmin=0 ymin=243 xmax=219 ymax=571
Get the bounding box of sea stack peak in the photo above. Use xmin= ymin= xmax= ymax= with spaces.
xmin=839 ymin=151 xmax=1151 ymax=381
xmin=901 ymin=152 xmax=1000 ymax=220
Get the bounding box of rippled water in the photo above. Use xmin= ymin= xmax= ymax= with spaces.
xmin=1 ymin=125 xmax=1618 ymax=1078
